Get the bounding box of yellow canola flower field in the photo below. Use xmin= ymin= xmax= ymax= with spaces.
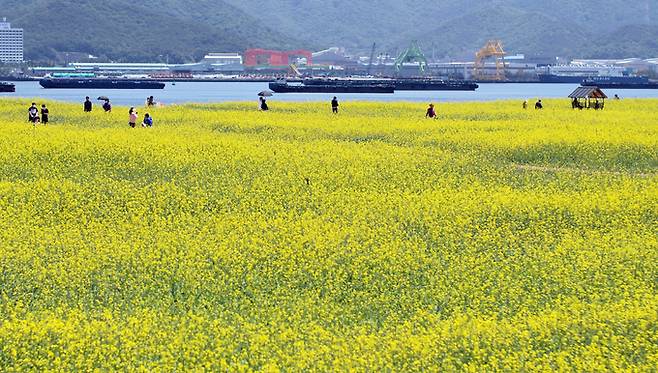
xmin=0 ymin=98 xmax=656 ymax=371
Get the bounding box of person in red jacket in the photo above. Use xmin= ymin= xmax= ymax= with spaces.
xmin=425 ymin=103 xmax=437 ymax=119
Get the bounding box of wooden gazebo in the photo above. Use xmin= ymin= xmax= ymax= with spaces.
xmin=569 ymin=86 xmax=608 ymax=110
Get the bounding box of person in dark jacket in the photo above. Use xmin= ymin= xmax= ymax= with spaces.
xmin=102 ymin=99 xmax=112 ymax=113
xmin=260 ymin=97 xmax=269 ymax=111
xmin=84 ymin=96 xmax=92 ymax=112
xmin=535 ymin=99 xmax=543 ymax=110
xmin=331 ymin=97 xmax=339 ymax=114
xmin=40 ymin=104 xmax=49 ymax=125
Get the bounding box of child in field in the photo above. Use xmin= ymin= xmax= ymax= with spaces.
xmin=103 ymin=100 xmax=112 ymax=113
xmin=142 ymin=113 xmax=153 ymax=127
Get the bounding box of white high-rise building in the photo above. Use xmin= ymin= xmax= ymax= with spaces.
xmin=0 ymin=18 xmax=24 ymax=63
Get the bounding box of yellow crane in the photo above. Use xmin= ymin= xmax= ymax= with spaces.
xmin=289 ymin=63 xmax=302 ymax=77
xmin=474 ymin=40 xmax=506 ymax=81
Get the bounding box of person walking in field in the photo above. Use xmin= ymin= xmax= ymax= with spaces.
xmin=128 ymin=107 xmax=138 ymax=128
xmin=425 ymin=103 xmax=437 ymax=119
xmin=84 ymin=96 xmax=93 ymax=112
xmin=28 ymin=103 xmax=39 ymax=124
xmin=523 ymin=100 xmax=528 ymax=109
xmin=102 ymin=99 xmax=112 ymax=113
xmin=331 ymin=96 xmax=339 ymax=114
xmin=40 ymin=104 xmax=49 ymax=125
xmin=535 ymin=99 xmax=543 ymax=110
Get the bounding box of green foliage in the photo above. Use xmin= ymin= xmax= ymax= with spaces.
xmin=226 ymin=0 xmax=658 ymax=58
xmin=2 ymin=0 xmax=302 ymax=63
xmin=3 ymin=0 xmax=658 ymax=61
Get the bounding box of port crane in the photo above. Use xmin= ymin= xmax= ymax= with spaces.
xmin=473 ymin=40 xmax=506 ymax=81
xmin=394 ymin=41 xmax=428 ymax=74
xmin=366 ymin=42 xmax=376 ymax=75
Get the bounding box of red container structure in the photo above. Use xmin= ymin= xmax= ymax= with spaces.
xmin=244 ymin=49 xmax=313 ymax=67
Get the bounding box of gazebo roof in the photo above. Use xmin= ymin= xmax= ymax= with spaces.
xmin=569 ymin=86 xmax=608 ymax=99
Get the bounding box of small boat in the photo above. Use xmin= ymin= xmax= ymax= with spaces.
xmin=269 ymin=80 xmax=394 ymax=94
xmin=0 ymin=82 xmax=16 ymax=92
xmin=39 ymin=78 xmax=165 ymax=90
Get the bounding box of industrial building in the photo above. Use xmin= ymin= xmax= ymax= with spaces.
xmin=0 ymin=18 xmax=23 ymax=63
xmin=32 ymin=53 xmax=247 ymax=75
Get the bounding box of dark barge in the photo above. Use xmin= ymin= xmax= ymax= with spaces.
xmin=303 ymin=77 xmax=478 ymax=91
xmin=39 ymin=78 xmax=166 ymax=89
xmin=269 ymin=80 xmax=395 ymax=94
xmin=0 ymin=82 xmax=16 ymax=92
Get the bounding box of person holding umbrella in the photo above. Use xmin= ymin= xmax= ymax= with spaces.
xmin=258 ymin=90 xmax=272 ymax=111
xmin=98 ymin=96 xmax=112 ymax=113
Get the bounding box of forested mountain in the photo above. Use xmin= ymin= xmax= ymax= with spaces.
xmin=1 ymin=0 xmax=301 ymax=63
xmin=225 ymin=0 xmax=658 ymax=58
xmin=3 ymin=0 xmax=658 ymax=62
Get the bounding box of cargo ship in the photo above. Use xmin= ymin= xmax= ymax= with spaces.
xmin=303 ymin=77 xmax=478 ymax=91
xmin=269 ymin=80 xmax=394 ymax=93
xmin=39 ymin=78 xmax=166 ymax=89
xmin=582 ymin=76 xmax=658 ymax=89
xmin=538 ymin=74 xmax=650 ymax=85
xmin=0 ymin=82 xmax=15 ymax=92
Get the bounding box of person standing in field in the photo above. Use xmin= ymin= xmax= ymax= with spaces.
xmin=128 ymin=107 xmax=138 ymax=128
xmin=523 ymin=100 xmax=528 ymax=109
xmin=331 ymin=96 xmax=339 ymax=114
xmin=28 ymin=103 xmax=39 ymax=124
xmin=425 ymin=103 xmax=437 ymax=119
xmin=84 ymin=96 xmax=92 ymax=112
xmin=260 ymin=97 xmax=269 ymax=111
xmin=102 ymin=99 xmax=112 ymax=113
xmin=40 ymin=104 xmax=49 ymax=125
xmin=535 ymin=99 xmax=543 ymax=109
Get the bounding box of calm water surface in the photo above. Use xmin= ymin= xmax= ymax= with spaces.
xmin=3 ymin=81 xmax=658 ymax=106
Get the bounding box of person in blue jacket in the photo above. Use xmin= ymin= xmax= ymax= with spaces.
xmin=142 ymin=113 xmax=153 ymax=127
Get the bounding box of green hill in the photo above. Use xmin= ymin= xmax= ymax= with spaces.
xmin=3 ymin=0 xmax=658 ymax=62
xmin=224 ymin=0 xmax=658 ymax=58
xmin=2 ymin=0 xmax=303 ymax=63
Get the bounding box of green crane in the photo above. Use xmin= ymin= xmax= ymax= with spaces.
xmin=394 ymin=40 xmax=428 ymax=74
